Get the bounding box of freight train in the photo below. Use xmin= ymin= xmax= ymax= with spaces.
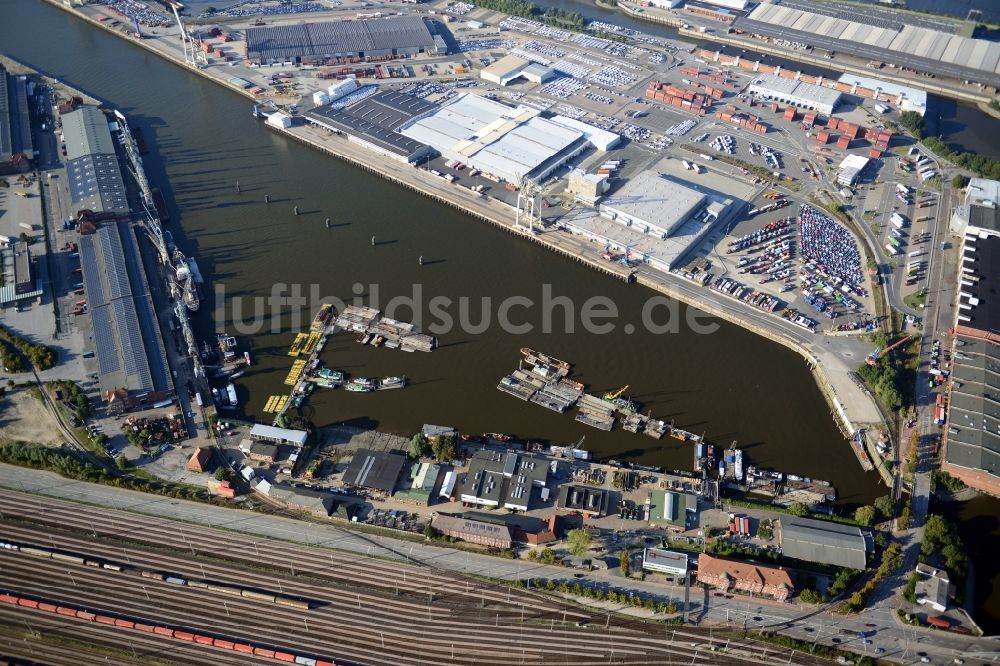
xmin=0 ymin=589 xmax=336 ymax=666
xmin=1 ymin=540 xmax=311 ymax=610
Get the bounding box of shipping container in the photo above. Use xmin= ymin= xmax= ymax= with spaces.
xmin=134 ymin=622 xmax=156 ymax=632
xmin=114 ymin=618 xmax=135 ymax=629
xmin=96 ymin=615 xmax=117 ymax=625
xmin=78 ymin=611 xmax=97 ymax=622
xmin=174 ymin=631 xmax=196 ymax=642
xmin=275 ymin=652 xmax=297 ymax=663
xmin=255 ymin=647 xmax=277 ymax=658
xmin=234 ymin=643 xmax=255 ymax=653
xmin=154 ymin=626 xmax=174 ymax=637
xmin=213 ymin=639 xmax=236 ymax=649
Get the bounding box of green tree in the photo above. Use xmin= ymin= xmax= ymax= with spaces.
xmin=951 ymin=174 xmax=966 ymax=189
xmin=540 ymin=547 xmax=557 ymax=565
xmin=214 ymin=466 xmax=228 ymax=481
xmin=898 ymin=505 xmax=911 ymax=530
xmin=566 ymin=529 xmax=592 ymax=557
xmin=619 ymin=550 xmax=630 ymax=577
xmin=408 ymin=434 xmax=426 ymax=459
xmin=115 ymin=455 xmax=128 ymax=470
xmin=431 ymin=435 xmax=458 ymax=462
xmin=899 ymin=111 xmax=924 ymax=137
xmin=75 ymin=394 xmax=90 ymax=420
xmin=788 ymin=502 xmax=809 ymax=517
xmin=799 ymin=588 xmax=822 ymax=604
xmin=874 ymin=495 xmax=896 ymax=519
xmin=854 ymin=505 xmax=876 ymax=527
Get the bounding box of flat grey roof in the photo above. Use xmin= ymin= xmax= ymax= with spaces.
xmin=343 ymin=448 xmax=406 ymax=493
xmin=246 ymin=15 xmax=435 ymax=61
xmin=780 ymin=516 xmax=866 ymax=569
xmin=0 ymin=71 xmax=10 ymax=162
xmin=7 ymin=74 xmax=32 ymax=159
xmin=80 ymin=222 xmax=171 ymax=396
xmin=305 ymin=90 xmax=435 ymax=159
xmin=600 ymin=171 xmax=706 ymax=232
xmin=748 ymin=74 xmax=842 ymax=108
xmin=945 ymin=335 xmax=1000 ymax=481
xmin=958 ymin=234 xmax=1000 ymax=334
xmin=249 ymin=423 xmax=309 ymax=445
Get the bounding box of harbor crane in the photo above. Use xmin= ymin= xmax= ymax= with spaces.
xmin=515 ymin=177 xmax=542 ymax=233
xmin=603 ymin=385 xmax=629 ymax=401
xmin=865 ymin=334 xmax=912 ymax=366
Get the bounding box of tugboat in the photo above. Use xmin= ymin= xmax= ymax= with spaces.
xmin=377 ymin=376 xmax=406 ymax=390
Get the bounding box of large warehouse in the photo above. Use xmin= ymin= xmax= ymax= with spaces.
xmin=400 ymin=93 xmax=587 ymax=185
xmin=0 ymin=65 xmax=33 ymax=174
xmin=942 ymin=232 xmax=1000 ymax=495
xmin=80 ymin=221 xmax=172 ymax=399
xmin=62 ymin=106 xmax=129 ymax=216
xmin=748 ymin=74 xmax=842 ymax=115
xmin=245 ymin=16 xmax=444 ymax=64
xmin=778 ymin=516 xmax=868 ymax=569
xmin=305 ymin=90 xmax=437 ymax=164
xmin=738 ymin=3 xmax=1000 ymax=88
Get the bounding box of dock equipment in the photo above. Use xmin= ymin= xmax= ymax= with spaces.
xmin=288 ymin=333 xmax=309 ymax=357
xmin=602 ymin=385 xmax=629 ymax=401
xmin=284 ymin=360 xmax=307 ymax=385
xmin=865 ymin=334 xmax=912 ymax=366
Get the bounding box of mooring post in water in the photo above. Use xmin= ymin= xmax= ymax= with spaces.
xmin=294 ymin=205 xmax=299 ymax=216
xmin=418 ymin=255 xmax=424 ymax=266
xmin=371 ymin=235 xmax=376 ymax=246
xmin=235 ymin=179 xmax=241 ymax=193
xmin=325 ymin=218 xmax=331 ymax=228
xmin=265 ymin=194 xmax=270 ymax=204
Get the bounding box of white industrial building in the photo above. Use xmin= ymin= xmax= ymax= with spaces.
xmin=567 ymin=170 xmax=609 ymax=205
xmin=950 ymin=178 xmax=1000 ymax=237
xmin=399 ymin=93 xmax=587 ymax=185
xmin=266 ymin=112 xmax=292 ymax=129
xmin=648 ymin=0 xmax=683 ymax=7
xmin=837 ymin=74 xmax=927 ymax=116
xmin=328 ymin=78 xmax=359 ymax=102
xmin=837 ymin=154 xmax=870 ymax=186
xmin=748 ymin=74 xmax=842 ymax=115
xmin=559 ymin=162 xmax=741 ymax=273
xmin=642 ymin=548 xmax=689 ymax=576
xmin=599 ymin=171 xmax=709 ymax=238
xmin=480 ymin=55 xmax=555 ymax=86
xmin=700 ymin=0 xmax=749 ymax=9
xmin=550 ymin=115 xmax=620 ymax=151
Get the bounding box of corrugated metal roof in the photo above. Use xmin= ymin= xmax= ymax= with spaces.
xmin=79 ymin=222 xmax=171 ymax=396
xmin=62 ymin=106 xmax=116 ymax=161
xmin=780 ymin=516 xmax=866 ymax=569
xmin=246 ymin=15 xmax=435 ymax=61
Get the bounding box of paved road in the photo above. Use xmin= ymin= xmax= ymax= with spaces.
xmin=2 ymin=464 xmax=997 ymax=663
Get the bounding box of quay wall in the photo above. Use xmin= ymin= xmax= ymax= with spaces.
xmin=42 ymin=0 xmax=889 ymax=471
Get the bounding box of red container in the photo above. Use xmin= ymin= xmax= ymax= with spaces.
xmin=275 ymin=652 xmax=297 ymax=663
xmin=0 ymin=594 xmax=18 ymax=605
xmin=194 ymin=635 xmax=215 ymax=645
xmin=78 ymin=611 xmax=97 ymax=622
xmin=57 ymin=607 xmax=77 ymax=617
xmin=114 ymin=619 xmax=135 ymax=629
xmin=214 ymin=639 xmax=235 ymax=650
xmin=134 ymin=623 xmax=155 ymax=633
xmin=18 ymin=599 xmax=39 ymax=609
xmin=254 ymin=648 xmax=277 ymax=658
xmin=38 ymin=602 xmax=58 ymax=613
xmin=234 ymin=643 xmax=254 ymax=653
xmin=174 ymin=631 xmax=196 ymax=642
xmin=154 ymin=626 xmax=174 ymax=637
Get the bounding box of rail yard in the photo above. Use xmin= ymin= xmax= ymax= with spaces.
xmin=0 ymin=487 xmax=833 ymax=666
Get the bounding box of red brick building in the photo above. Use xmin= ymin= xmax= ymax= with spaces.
xmin=696 ymin=554 xmax=793 ymax=601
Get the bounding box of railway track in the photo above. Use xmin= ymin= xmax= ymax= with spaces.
xmin=0 ymin=489 xmax=839 ymax=666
